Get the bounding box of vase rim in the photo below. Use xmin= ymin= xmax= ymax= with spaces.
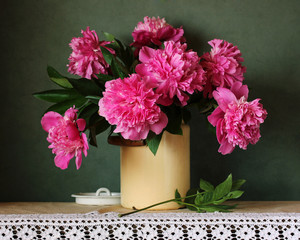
xmin=108 ymin=135 xmax=146 ymax=147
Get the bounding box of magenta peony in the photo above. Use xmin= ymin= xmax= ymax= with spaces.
xmin=132 ymin=16 xmax=184 ymax=53
xmin=41 ymin=107 xmax=89 ymax=170
xmin=201 ymin=39 xmax=246 ymax=98
xmin=136 ymin=41 xmax=206 ymax=106
xmin=68 ymin=27 xmax=115 ymax=79
xmin=207 ymin=82 xmax=267 ymax=155
xmin=98 ymin=74 xmax=168 ymax=140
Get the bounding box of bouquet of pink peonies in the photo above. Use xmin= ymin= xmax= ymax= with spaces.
xmin=34 ymin=16 xmax=267 ymax=170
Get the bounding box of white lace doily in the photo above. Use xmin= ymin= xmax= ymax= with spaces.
xmin=0 ymin=211 xmax=299 ymax=239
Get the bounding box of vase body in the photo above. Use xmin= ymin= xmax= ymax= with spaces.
xmin=120 ymin=125 xmax=190 ymax=210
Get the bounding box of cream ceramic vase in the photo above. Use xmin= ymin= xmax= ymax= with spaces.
xmin=120 ymin=125 xmax=190 ymax=210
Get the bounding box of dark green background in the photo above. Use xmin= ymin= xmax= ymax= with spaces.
xmin=1 ymin=0 xmax=299 ymax=202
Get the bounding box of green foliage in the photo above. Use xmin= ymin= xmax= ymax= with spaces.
xmin=178 ymin=174 xmax=245 ymax=213
xmin=163 ymin=105 xmax=183 ymax=135
xmin=33 ymin=89 xmax=81 ymax=103
xmin=47 ymin=66 xmax=72 ymax=88
xmin=68 ymin=78 xmax=103 ymax=96
xmin=146 ymin=132 xmax=163 ymax=155
xmin=100 ymin=46 xmax=113 ymax=65
xmin=119 ymin=174 xmax=246 ymax=217
xmin=45 ymin=97 xmax=87 ymax=115
xmin=111 ymin=58 xmax=127 ymax=79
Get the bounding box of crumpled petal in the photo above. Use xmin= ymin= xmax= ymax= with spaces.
xmin=200 ymin=39 xmax=246 ymax=98
xmin=99 ymin=74 xmax=168 ymax=141
xmin=208 ymin=86 xmax=267 ymax=155
xmin=41 ymin=107 xmax=89 ymax=170
xmin=136 ymin=41 xmax=206 ymax=106
xmin=68 ymin=27 xmax=114 ymax=79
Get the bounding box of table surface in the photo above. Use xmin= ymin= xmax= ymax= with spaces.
xmin=0 ymin=201 xmax=299 ymax=215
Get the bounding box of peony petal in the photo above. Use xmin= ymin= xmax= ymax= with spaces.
xmin=150 ymin=112 xmax=168 ymax=134
xmin=76 ymin=118 xmax=86 ymax=131
xmin=75 ymin=150 xmax=82 ymax=170
xmin=54 ymin=153 xmax=73 ymax=170
xmin=139 ymin=46 xmax=157 ymax=63
xmin=230 ymin=82 xmax=249 ymax=100
xmin=64 ymin=107 xmax=77 ymax=120
xmin=135 ymin=64 xmax=151 ymax=77
xmin=207 ymin=107 xmax=224 ymax=127
xmin=41 ymin=111 xmax=62 ymax=132
xmin=81 ymin=133 xmax=89 ymax=156
xmin=218 ymin=139 xmax=235 ymax=155
xmin=66 ymin=123 xmax=80 ymax=140
xmin=212 ymin=87 xmax=237 ymax=112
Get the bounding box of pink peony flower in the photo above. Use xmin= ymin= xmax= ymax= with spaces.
xmin=98 ymin=74 xmax=168 ymax=140
xmin=132 ymin=16 xmax=185 ymax=53
xmin=68 ymin=27 xmax=115 ymax=79
xmin=41 ymin=107 xmax=89 ymax=170
xmin=201 ymin=39 xmax=246 ymax=98
xmin=136 ymin=41 xmax=206 ymax=106
xmin=207 ymin=82 xmax=267 ymax=155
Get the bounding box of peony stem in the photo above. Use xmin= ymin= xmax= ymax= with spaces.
xmin=118 ymin=193 xmax=199 ymax=217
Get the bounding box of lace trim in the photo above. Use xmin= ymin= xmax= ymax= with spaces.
xmin=0 ymin=212 xmax=299 ymax=239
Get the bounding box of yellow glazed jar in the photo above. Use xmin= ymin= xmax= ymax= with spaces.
xmin=119 ymin=125 xmax=190 ymax=210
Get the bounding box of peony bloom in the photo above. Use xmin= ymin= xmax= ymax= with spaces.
xmin=201 ymin=39 xmax=246 ymax=98
xmin=68 ymin=27 xmax=115 ymax=79
xmin=41 ymin=107 xmax=89 ymax=170
xmin=207 ymin=82 xmax=267 ymax=155
xmin=132 ymin=16 xmax=184 ymax=53
xmin=136 ymin=41 xmax=206 ymax=106
xmin=99 ymin=74 xmax=168 ymax=140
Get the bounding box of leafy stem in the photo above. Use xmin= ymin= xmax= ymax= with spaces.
xmin=119 ymin=174 xmax=246 ymax=217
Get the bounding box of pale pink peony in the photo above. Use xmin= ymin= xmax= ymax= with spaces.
xmin=136 ymin=41 xmax=206 ymax=106
xmin=68 ymin=27 xmax=115 ymax=79
xmin=201 ymin=39 xmax=246 ymax=98
xmin=41 ymin=107 xmax=89 ymax=170
xmin=132 ymin=16 xmax=184 ymax=53
xmin=98 ymin=74 xmax=168 ymax=140
xmin=207 ymin=82 xmax=267 ymax=155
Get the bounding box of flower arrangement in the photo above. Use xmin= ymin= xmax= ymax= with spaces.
xmin=34 ymin=16 xmax=267 ymax=170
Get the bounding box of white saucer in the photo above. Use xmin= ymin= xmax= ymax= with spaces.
xmin=72 ymin=187 xmax=121 ymax=206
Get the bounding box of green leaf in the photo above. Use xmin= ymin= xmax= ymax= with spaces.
xmin=95 ymin=74 xmax=114 ymax=82
xmin=199 ymin=179 xmax=215 ymax=192
xmin=231 ymin=179 xmax=246 ymax=191
xmin=103 ymin=32 xmax=115 ymax=42
xmin=184 ymin=188 xmax=198 ymax=204
xmin=175 ymin=189 xmax=181 ymax=199
xmin=47 ymin=66 xmax=72 ymax=88
xmin=45 ymin=97 xmax=87 ymax=115
xmin=100 ymin=46 xmax=113 ymax=65
xmin=212 ymin=196 xmax=229 ymax=205
xmin=68 ymin=78 xmax=102 ymax=96
xmin=213 ymin=174 xmax=233 ymax=201
xmin=33 ymin=89 xmax=81 ymax=103
xmin=111 ymin=58 xmax=127 ymax=79
xmin=202 ymin=191 xmax=214 ymax=203
xmin=78 ymin=103 xmax=99 ymax=125
xmin=85 ymin=95 xmax=101 ymax=104
xmin=146 ymin=132 xmax=163 ymax=155
xmin=194 ymin=193 xmax=204 ymax=206
xmin=182 ymin=108 xmax=191 ymax=124
xmin=197 ymin=205 xmax=223 ymax=212
xmin=227 ymin=190 xmax=244 ymax=199
xmin=174 ymin=189 xmax=184 ymax=206
xmin=197 ymin=205 xmax=234 ymax=213
xmin=164 ymin=105 xmax=183 ymax=135
xmin=88 ymin=114 xmax=110 ymax=147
